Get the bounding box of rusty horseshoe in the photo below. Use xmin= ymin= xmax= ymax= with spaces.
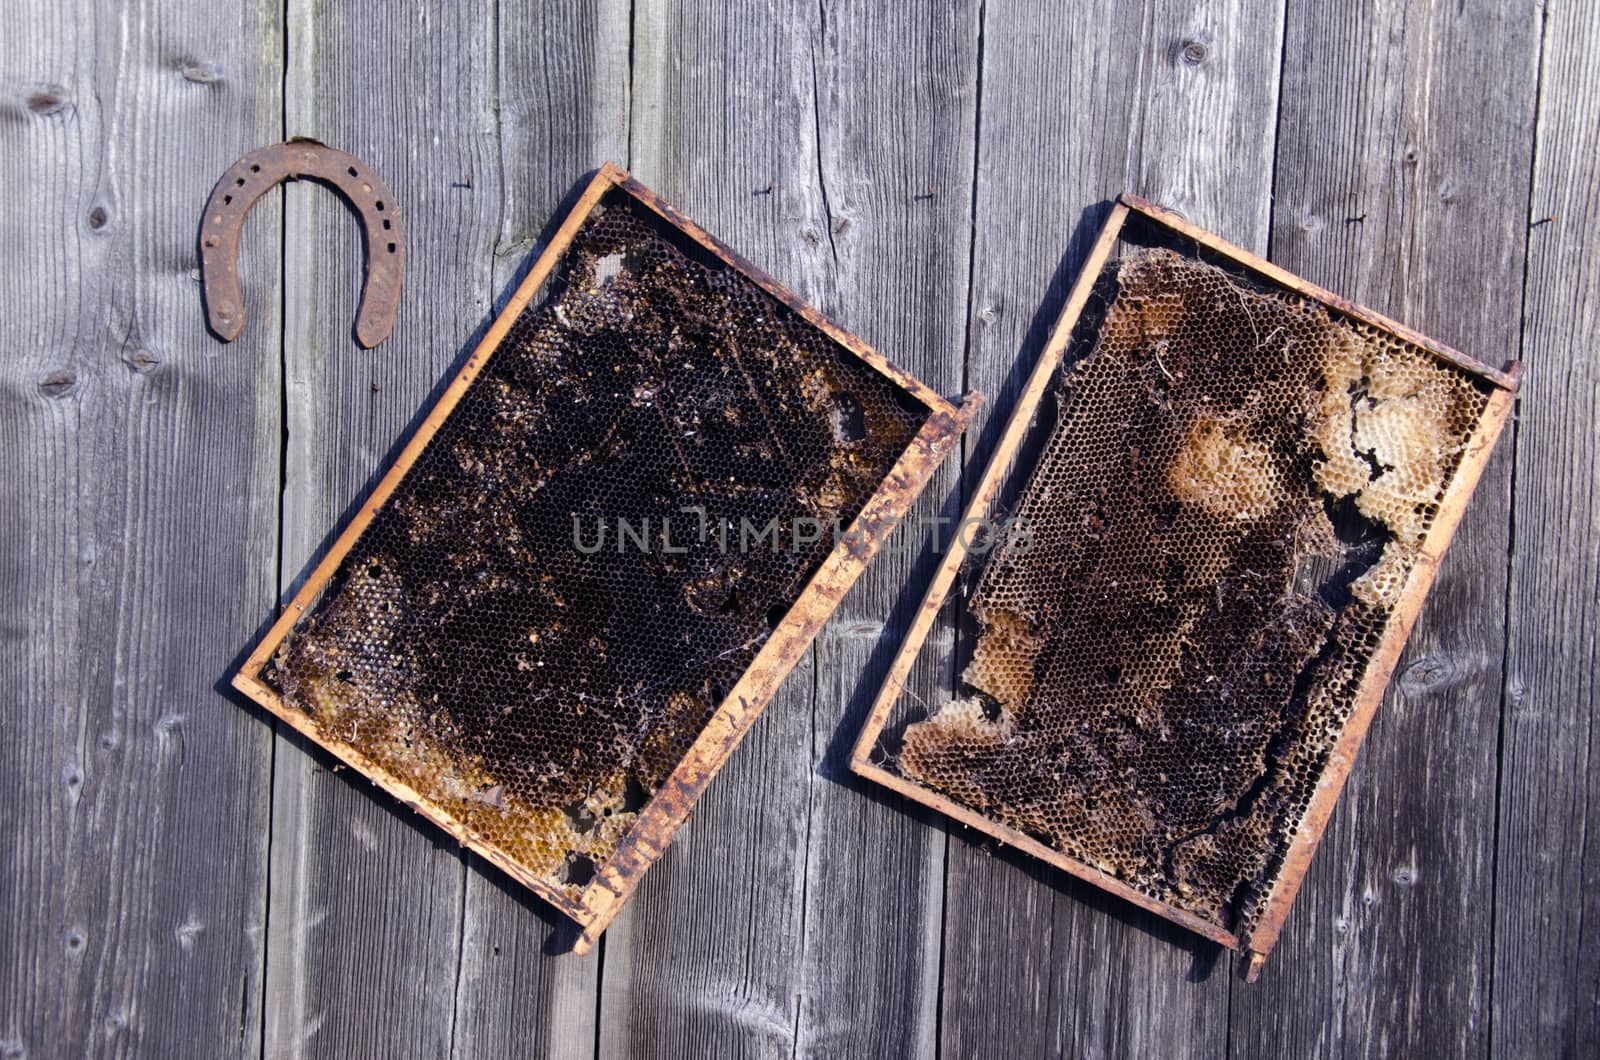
xmin=199 ymin=139 xmax=405 ymax=348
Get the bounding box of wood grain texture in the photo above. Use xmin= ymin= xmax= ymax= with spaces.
xmin=1493 ymin=1 xmax=1600 ymax=1056
xmin=939 ymin=1 xmax=1284 ymax=1056
xmin=600 ymin=2 xmax=977 ymax=1057
xmin=599 ymin=6 xmax=824 ymax=1051
xmin=447 ymin=3 xmax=628 ymax=1056
xmin=0 ymin=0 xmax=282 ymax=1056
xmin=787 ymin=3 xmax=978 ymax=1056
xmin=1229 ymin=1 xmax=1537 ymax=1056
xmin=263 ymin=0 xmax=496 ymax=1054
xmin=4 ymin=0 xmax=1593 ymax=1054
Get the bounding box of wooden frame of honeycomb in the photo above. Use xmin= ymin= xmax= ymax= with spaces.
xmin=849 ymin=195 xmax=1520 ymax=979
xmin=233 ymin=163 xmax=977 ymax=953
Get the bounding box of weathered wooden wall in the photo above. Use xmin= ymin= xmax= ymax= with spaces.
xmin=2 ymin=0 xmax=1594 ymax=1057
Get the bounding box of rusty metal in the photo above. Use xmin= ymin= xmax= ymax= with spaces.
xmin=851 ymin=195 xmax=1520 ymax=978
xmin=199 ymin=139 xmax=405 ymax=348
xmin=232 ymin=163 xmax=977 ymax=953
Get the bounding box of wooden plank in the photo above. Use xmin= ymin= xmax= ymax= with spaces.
xmin=1492 ymin=1 xmax=1600 ymax=1056
xmin=784 ymin=3 xmax=978 ymax=1055
xmin=447 ymin=1 xmax=628 ymax=1053
xmin=0 ymin=0 xmax=282 ymax=1056
xmin=941 ymin=0 xmax=1284 ymax=1055
xmin=262 ymin=0 xmax=498 ymax=1053
xmin=598 ymin=7 xmax=819 ymax=1055
xmin=598 ymin=1 xmax=977 ymax=1055
xmin=1228 ymin=0 xmax=1537 ymax=1055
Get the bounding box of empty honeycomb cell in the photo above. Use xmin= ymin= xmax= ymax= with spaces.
xmin=887 ymin=247 xmax=1491 ymax=939
xmin=259 ymin=187 xmax=931 ymax=905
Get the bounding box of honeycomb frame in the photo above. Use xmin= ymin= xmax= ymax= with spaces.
xmin=849 ymin=194 xmax=1520 ymax=979
xmin=233 ymin=163 xmax=978 ymax=953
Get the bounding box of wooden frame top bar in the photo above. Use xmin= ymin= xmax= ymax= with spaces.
xmin=1120 ymin=194 xmax=1522 ymax=392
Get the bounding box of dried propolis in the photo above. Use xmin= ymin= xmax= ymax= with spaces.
xmin=266 ymin=190 xmax=928 ymax=900
xmin=895 ymin=248 xmax=1490 ymax=936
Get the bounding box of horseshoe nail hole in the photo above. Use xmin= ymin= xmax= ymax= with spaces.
xmin=387 ymin=242 xmax=396 ymax=254
xmin=203 ymin=235 xmax=219 ymax=248
xmin=347 ymin=166 xmax=358 ymax=177
xmin=382 ymin=219 xmax=392 ymax=230
xmin=249 ymin=163 xmax=260 ymax=173
xmin=375 ymin=200 xmax=385 ymax=211
xmin=222 ymin=194 xmax=232 ymax=205
xmin=234 ymin=177 xmax=245 ymax=187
